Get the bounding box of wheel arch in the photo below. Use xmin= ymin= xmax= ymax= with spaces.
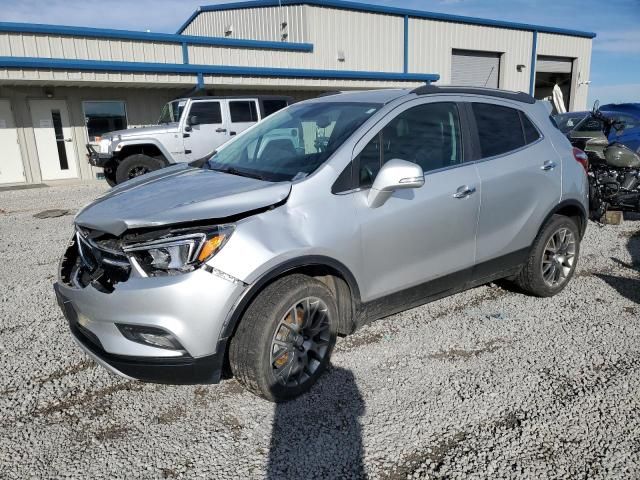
xmin=221 ymin=255 xmax=362 ymax=343
xmin=542 ymin=199 xmax=588 ymax=239
xmin=115 ymin=141 xmax=171 ymax=165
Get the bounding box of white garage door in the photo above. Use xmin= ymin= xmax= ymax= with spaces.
xmin=0 ymin=99 xmax=26 ymax=184
xmin=451 ymin=50 xmax=501 ymax=88
xmin=536 ymin=56 xmax=573 ymax=73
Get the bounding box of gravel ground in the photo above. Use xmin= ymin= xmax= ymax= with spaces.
xmin=1 ymin=182 xmax=639 ymax=479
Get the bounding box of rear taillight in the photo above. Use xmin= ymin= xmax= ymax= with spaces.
xmin=572 ymin=147 xmax=589 ymax=173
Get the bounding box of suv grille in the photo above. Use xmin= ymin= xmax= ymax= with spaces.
xmin=69 ymin=227 xmax=131 ymax=292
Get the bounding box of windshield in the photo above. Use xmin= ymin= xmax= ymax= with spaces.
xmin=204 ymin=101 xmax=380 ymax=182
xmin=553 ymin=112 xmax=587 ymax=133
xmin=158 ymin=100 xmax=187 ymax=124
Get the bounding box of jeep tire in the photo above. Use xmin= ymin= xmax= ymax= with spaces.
xmin=115 ymin=154 xmax=163 ymax=184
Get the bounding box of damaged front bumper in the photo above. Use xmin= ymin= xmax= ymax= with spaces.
xmin=54 ymin=234 xmax=247 ymax=384
xmin=86 ymin=143 xmax=113 ymax=168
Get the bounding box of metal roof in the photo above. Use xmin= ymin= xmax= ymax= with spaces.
xmin=179 ymin=0 xmax=597 ymax=39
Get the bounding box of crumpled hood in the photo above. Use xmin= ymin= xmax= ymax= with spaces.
xmin=107 ymin=124 xmax=177 ymax=138
xmin=75 ymin=164 xmax=291 ymax=236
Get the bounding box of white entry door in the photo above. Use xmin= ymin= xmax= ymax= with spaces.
xmin=29 ymin=99 xmax=78 ymax=180
xmin=0 ymin=99 xmax=26 ymax=184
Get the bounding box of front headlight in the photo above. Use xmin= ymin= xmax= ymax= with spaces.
xmin=122 ymin=225 xmax=234 ymax=276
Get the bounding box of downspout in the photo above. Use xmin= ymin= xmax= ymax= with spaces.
xmin=403 ymin=15 xmax=409 ymax=74
xmin=529 ymin=30 xmax=537 ymax=95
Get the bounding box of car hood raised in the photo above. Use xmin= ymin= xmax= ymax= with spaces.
xmin=75 ymin=164 xmax=291 ymax=236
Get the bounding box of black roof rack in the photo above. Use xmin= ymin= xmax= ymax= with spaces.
xmin=410 ymin=85 xmax=536 ymax=104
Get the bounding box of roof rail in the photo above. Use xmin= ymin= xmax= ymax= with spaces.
xmin=411 ymin=85 xmax=536 ymax=104
xmin=317 ymin=91 xmax=343 ymax=97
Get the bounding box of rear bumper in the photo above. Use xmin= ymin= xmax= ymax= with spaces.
xmin=86 ymin=143 xmax=113 ymax=168
xmin=54 ymin=282 xmax=226 ymax=384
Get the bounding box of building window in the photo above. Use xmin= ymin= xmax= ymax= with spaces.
xmin=83 ymin=101 xmax=127 ymax=142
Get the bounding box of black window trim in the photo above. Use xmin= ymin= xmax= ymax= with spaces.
xmin=333 ymin=100 xmax=469 ymax=194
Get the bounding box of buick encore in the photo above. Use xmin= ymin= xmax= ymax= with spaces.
xmin=54 ymin=86 xmax=589 ymax=401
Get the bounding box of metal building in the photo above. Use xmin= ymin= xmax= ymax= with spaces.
xmin=0 ymin=0 xmax=595 ymax=186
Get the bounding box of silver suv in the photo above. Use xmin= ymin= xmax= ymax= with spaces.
xmin=87 ymin=95 xmax=292 ymax=186
xmin=55 ymin=86 xmax=589 ymax=401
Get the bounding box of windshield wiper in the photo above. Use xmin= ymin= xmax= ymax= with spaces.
xmin=208 ymin=165 xmax=265 ymax=180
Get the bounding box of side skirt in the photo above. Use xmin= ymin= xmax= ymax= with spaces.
xmin=356 ymin=247 xmax=529 ymax=327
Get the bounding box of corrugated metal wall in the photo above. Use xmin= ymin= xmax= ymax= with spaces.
xmin=305 ymin=6 xmax=404 ymax=72
xmin=0 ymin=33 xmax=182 ymax=63
xmin=202 ymin=74 xmax=420 ymax=90
xmin=537 ymin=33 xmax=592 ymax=110
xmin=186 ymin=5 xmax=404 ymax=73
xmin=182 ymin=5 xmax=308 ymax=43
xmin=409 ymin=19 xmax=533 ymax=94
xmin=0 ymin=68 xmax=196 ymax=86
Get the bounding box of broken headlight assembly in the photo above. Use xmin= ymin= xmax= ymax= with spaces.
xmin=122 ymin=225 xmax=234 ymax=277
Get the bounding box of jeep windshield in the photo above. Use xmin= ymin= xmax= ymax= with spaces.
xmin=158 ymin=99 xmax=187 ymax=124
xmin=205 ymin=101 xmax=380 ymax=182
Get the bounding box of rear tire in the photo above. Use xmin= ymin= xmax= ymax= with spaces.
xmin=115 ymin=154 xmax=162 ymax=184
xmin=514 ymin=215 xmax=580 ymax=297
xmin=229 ymin=274 xmax=338 ymax=402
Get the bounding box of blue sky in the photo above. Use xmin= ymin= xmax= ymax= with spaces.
xmin=1 ymin=0 xmax=638 ymax=105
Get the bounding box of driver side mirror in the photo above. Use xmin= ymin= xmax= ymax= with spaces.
xmin=367 ymin=159 xmax=424 ymax=208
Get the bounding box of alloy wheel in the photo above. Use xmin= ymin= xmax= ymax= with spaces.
xmin=541 ymin=227 xmax=576 ymax=287
xmin=270 ymin=297 xmax=332 ymax=387
xmin=128 ymin=166 xmax=149 ymax=178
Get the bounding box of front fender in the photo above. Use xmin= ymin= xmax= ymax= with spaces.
xmin=114 ymin=138 xmax=174 ymax=163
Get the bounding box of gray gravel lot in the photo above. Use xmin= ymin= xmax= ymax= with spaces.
xmin=1 ymin=182 xmax=639 ymax=479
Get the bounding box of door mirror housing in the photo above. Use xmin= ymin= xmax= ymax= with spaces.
xmin=188 ymin=115 xmax=200 ymax=126
xmin=367 ymin=159 xmax=425 ymax=208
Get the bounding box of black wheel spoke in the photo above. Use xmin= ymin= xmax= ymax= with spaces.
xmin=270 ymin=296 xmax=332 ymax=387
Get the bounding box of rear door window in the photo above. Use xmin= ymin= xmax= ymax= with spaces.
xmin=229 ymin=101 xmax=259 ymax=123
xmin=472 ymin=103 xmax=525 ymax=158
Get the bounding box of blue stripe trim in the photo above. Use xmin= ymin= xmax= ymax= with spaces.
xmin=0 ymin=56 xmax=440 ymax=82
xmin=186 ymin=0 xmax=596 ymax=38
xmin=529 ymin=31 xmax=537 ymax=95
xmin=0 ymin=21 xmax=314 ymax=52
xmin=182 ymin=42 xmax=189 ymax=64
xmin=403 ymin=15 xmax=409 ymax=74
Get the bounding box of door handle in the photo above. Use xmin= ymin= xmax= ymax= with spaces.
xmin=541 ymin=161 xmax=557 ymax=171
xmin=230 ymin=131 xmax=236 ymax=136
xmin=64 ymin=138 xmax=73 ymax=142
xmin=215 ymin=128 xmax=227 ymax=133
xmin=453 ymin=185 xmax=476 ymax=199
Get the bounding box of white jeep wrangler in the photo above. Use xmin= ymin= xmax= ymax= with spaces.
xmin=88 ymin=95 xmax=292 ymax=185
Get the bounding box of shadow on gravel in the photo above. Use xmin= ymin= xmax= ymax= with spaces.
xmin=597 ymin=225 xmax=640 ymax=305
xmin=266 ymin=367 xmax=366 ymax=480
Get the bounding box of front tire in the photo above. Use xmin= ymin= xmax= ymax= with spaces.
xmin=514 ymin=215 xmax=580 ymax=297
xmin=115 ymin=154 xmax=162 ymax=184
xmin=229 ymin=274 xmax=338 ymax=402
